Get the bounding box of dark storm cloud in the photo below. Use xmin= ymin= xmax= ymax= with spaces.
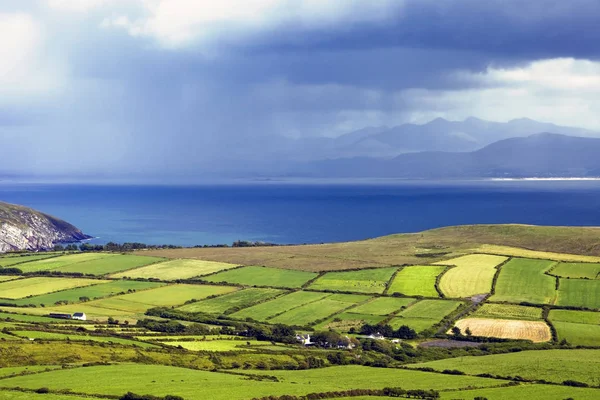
xmin=2 ymin=0 xmax=600 ymax=181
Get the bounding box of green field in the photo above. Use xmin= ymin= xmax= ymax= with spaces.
xmin=177 ymin=288 xmax=284 ymax=314
xmin=549 ymin=309 xmax=600 ymax=346
xmin=11 ymin=330 xmax=157 ymax=348
xmin=0 ymin=312 xmax=69 ymax=323
xmin=0 ymin=277 xmax=108 ymax=299
xmin=408 ymin=349 xmax=600 ymax=386
xmin=349 ymin=296 xmax=416 ymax=315
xmin=270 ymin=293 xmax=371 ymax=326
xmin=0 ymin=254 xmax=57 ymax=267
xmin=491 ymin=258 xmax=557 ymax=304
xmin=471 ymin=303 xmax=543 ymax=320
xmin=556 ymin=279 xmax=600 ymax=309
xmin=439 ymin=385 xmax=600 ymax=400
xmin=161 ymin=339 xmax=268 ymax=351
xmin=15 ymin=253 xmax=117 ymax=273
xmin=552 ymin=321 xmax=600 ymax=347
xmin=437 ymin=254 xmax=507 ymax=298
xmin=230 ymin=291 xmax=330 ymax=321
xmin=551 ymin=262 xmax=600 ymax=279
xmin=5 ymin=280 xmax=164 ymax=306
xmin=0 ymin=364 xmax=500 ymax=399
xmin=0 ymin=391 xmax=93 ymax=400
xmin=0 ymin=275 xmax=21 ymax=282
xmin=387 ymin=266 xmax=444 ymax=297
xmin=111 ymin=258 xmax=239 ymax=280
xmin=308 ymin=267 xmax=397 ymax=294
xmin=52 ymin=254 xmax=163 ymax=275
xmin=203 ymin=265 xmax=318 ymax=288
xmin=549 ymin=309 xmax=600 ymax=324
xmin=388 ymin=300 xmax=462 ymax=333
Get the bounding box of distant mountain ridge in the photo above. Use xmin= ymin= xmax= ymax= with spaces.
xmin=0 ymin=202 xmax=90 ymax=252
xmin=292 ymin=133 xmax=600 ymax=178
xmin=280 ymin=117 xmax=600 ymax=162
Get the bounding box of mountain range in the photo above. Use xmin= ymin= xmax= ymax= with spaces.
xmin=291 ymin=133 xmax=600 ymax=179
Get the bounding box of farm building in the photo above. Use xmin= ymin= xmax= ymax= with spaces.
xmin=48 ymin=313 xmax=72 ymax=320
xmin=296 ymin=334 xmax=312 ymax=346
xmin=72 ymin=312 xmax=86 ymax=321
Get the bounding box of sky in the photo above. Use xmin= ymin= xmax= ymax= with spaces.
xmin=2 ymin=0 xmax=600 ymax=181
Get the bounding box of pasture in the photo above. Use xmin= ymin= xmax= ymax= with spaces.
xmin=177 ymin=288 xmax=284 ymax=314
xmin=0 ymin=275 xmax=20 ymax=282
xmin=349 ymin=296 xmax=416 ymax=315
xmin=387 ymin=266 xmax=444 ymax=297
xmin=308 ymin=267 xmax=397 ymax=294
xmin=111 ymin=258 xmax=239 ymax=280
xmin=6 ymin=280 xmax=164 ymax=306
xmin=15 ymin=253 xmax=116 ymax=273
xmin=551 ymin=262 xmax=600 ymax=279
xmin=490 ymin=258 xmax=557 ymax=304
xmin=229 ymin=290 xmax=330 ymax=321
xmin=552 ymin=321 xmax=600 ymax=347
xmin=0 ymin=277 xmax=107 ymax=299
xmin=0 ymin=391 xmax=93 ymax=400
xmin=471 ymin=303 xmax=543 ymax=320
xmin=548 ymin=309 xmax=600 ymax=324
xmin=317 ymin=311 xmax=386 ymax=331
xmin=203 ymin=265 xmax=318 ymax=288
xmin=269 ymin=293 xmax=371 ymax=326
xmin=398 ymin=299 xmax=462 ymax=320
xmin=0 ymin=364 xmax=500 ymax=399
xmin=452 ymin=317 xmax=551 ymax=342
xmin=436 ymin=254 xmax=507 ymax=298
xmin=388 ymin=316 xmax=439 ymax=332
xmin=10 ymin=330 xmax=157 ymax=348
xmin=160 ymin=339 xmax=267 ymax=351
xmin=407 ymin=349 xmax=600 ymax=386
xmin=0 ymin=254 xmax=57 ymax=267
xmin=439 ymin=384 xmax=600 ymax=400
xmin=52 ymin=254 xmax=163 ymax=275
xmin=556 ymin=279 xmax=600 ymax=309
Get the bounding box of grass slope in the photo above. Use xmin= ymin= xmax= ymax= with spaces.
xmin=0 ymin=364 xmax=500 ymax=399
xmin=408 ymin=349 xmax=600 ymax=386
xmin=16 ymin=253 xmax=116 ymax=273
xmin=387 ymin=266 xmax=444 ymax=297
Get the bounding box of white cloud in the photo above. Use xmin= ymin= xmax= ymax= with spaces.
xmin=400 ymin=58 xmax=600 ymax=129
xmin=0 ymin=12 xmax=62 ymax=101
xmin=94 ymin=0 xmax=401 ymax=48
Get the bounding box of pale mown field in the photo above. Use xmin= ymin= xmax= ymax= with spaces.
xmin=452 ymin=317 xmax=551 ymax=342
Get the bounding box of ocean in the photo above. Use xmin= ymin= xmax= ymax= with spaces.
xmin=1 ymin=180 xmax=600 ymax=246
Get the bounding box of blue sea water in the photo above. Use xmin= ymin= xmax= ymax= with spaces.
xmin=1 ymin=180 xmax=600 ymax=246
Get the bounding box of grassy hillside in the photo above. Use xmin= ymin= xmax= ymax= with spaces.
xmin=141 ymin=224 xmax=600 ymax=271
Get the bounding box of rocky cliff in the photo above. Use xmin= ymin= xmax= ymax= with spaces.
xmin=0 ymin=201 xmax=90 ymax=252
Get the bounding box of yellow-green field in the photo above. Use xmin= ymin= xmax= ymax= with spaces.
xmin=229 ymin=290 xmax=330 ymax=321
xmin=15 ymin=253 xmax=117 ymax=273
xmin=491 ymin=258 xmax=556 ymax=304
xmin=203 ymin=265 xmax=318 ymax=288
xmin=387 ymin=266 xmax=444 ymax=297
xmin=177 ymin=288 xmax=284 ymax=314
xmin=471 ymin=303 xmax=543 ymax=320
xmin=551 ymin=262 xmax=600 ymax=279
xmin=0 ymin=277 xmax=108 ymax=299
xmin=436 ymin=254 xmax=507 ymax=298
xmin=308 ymin=267 xmax=398 ymax=294
xmin=111 ymin=258 xmax=239 ymax=280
